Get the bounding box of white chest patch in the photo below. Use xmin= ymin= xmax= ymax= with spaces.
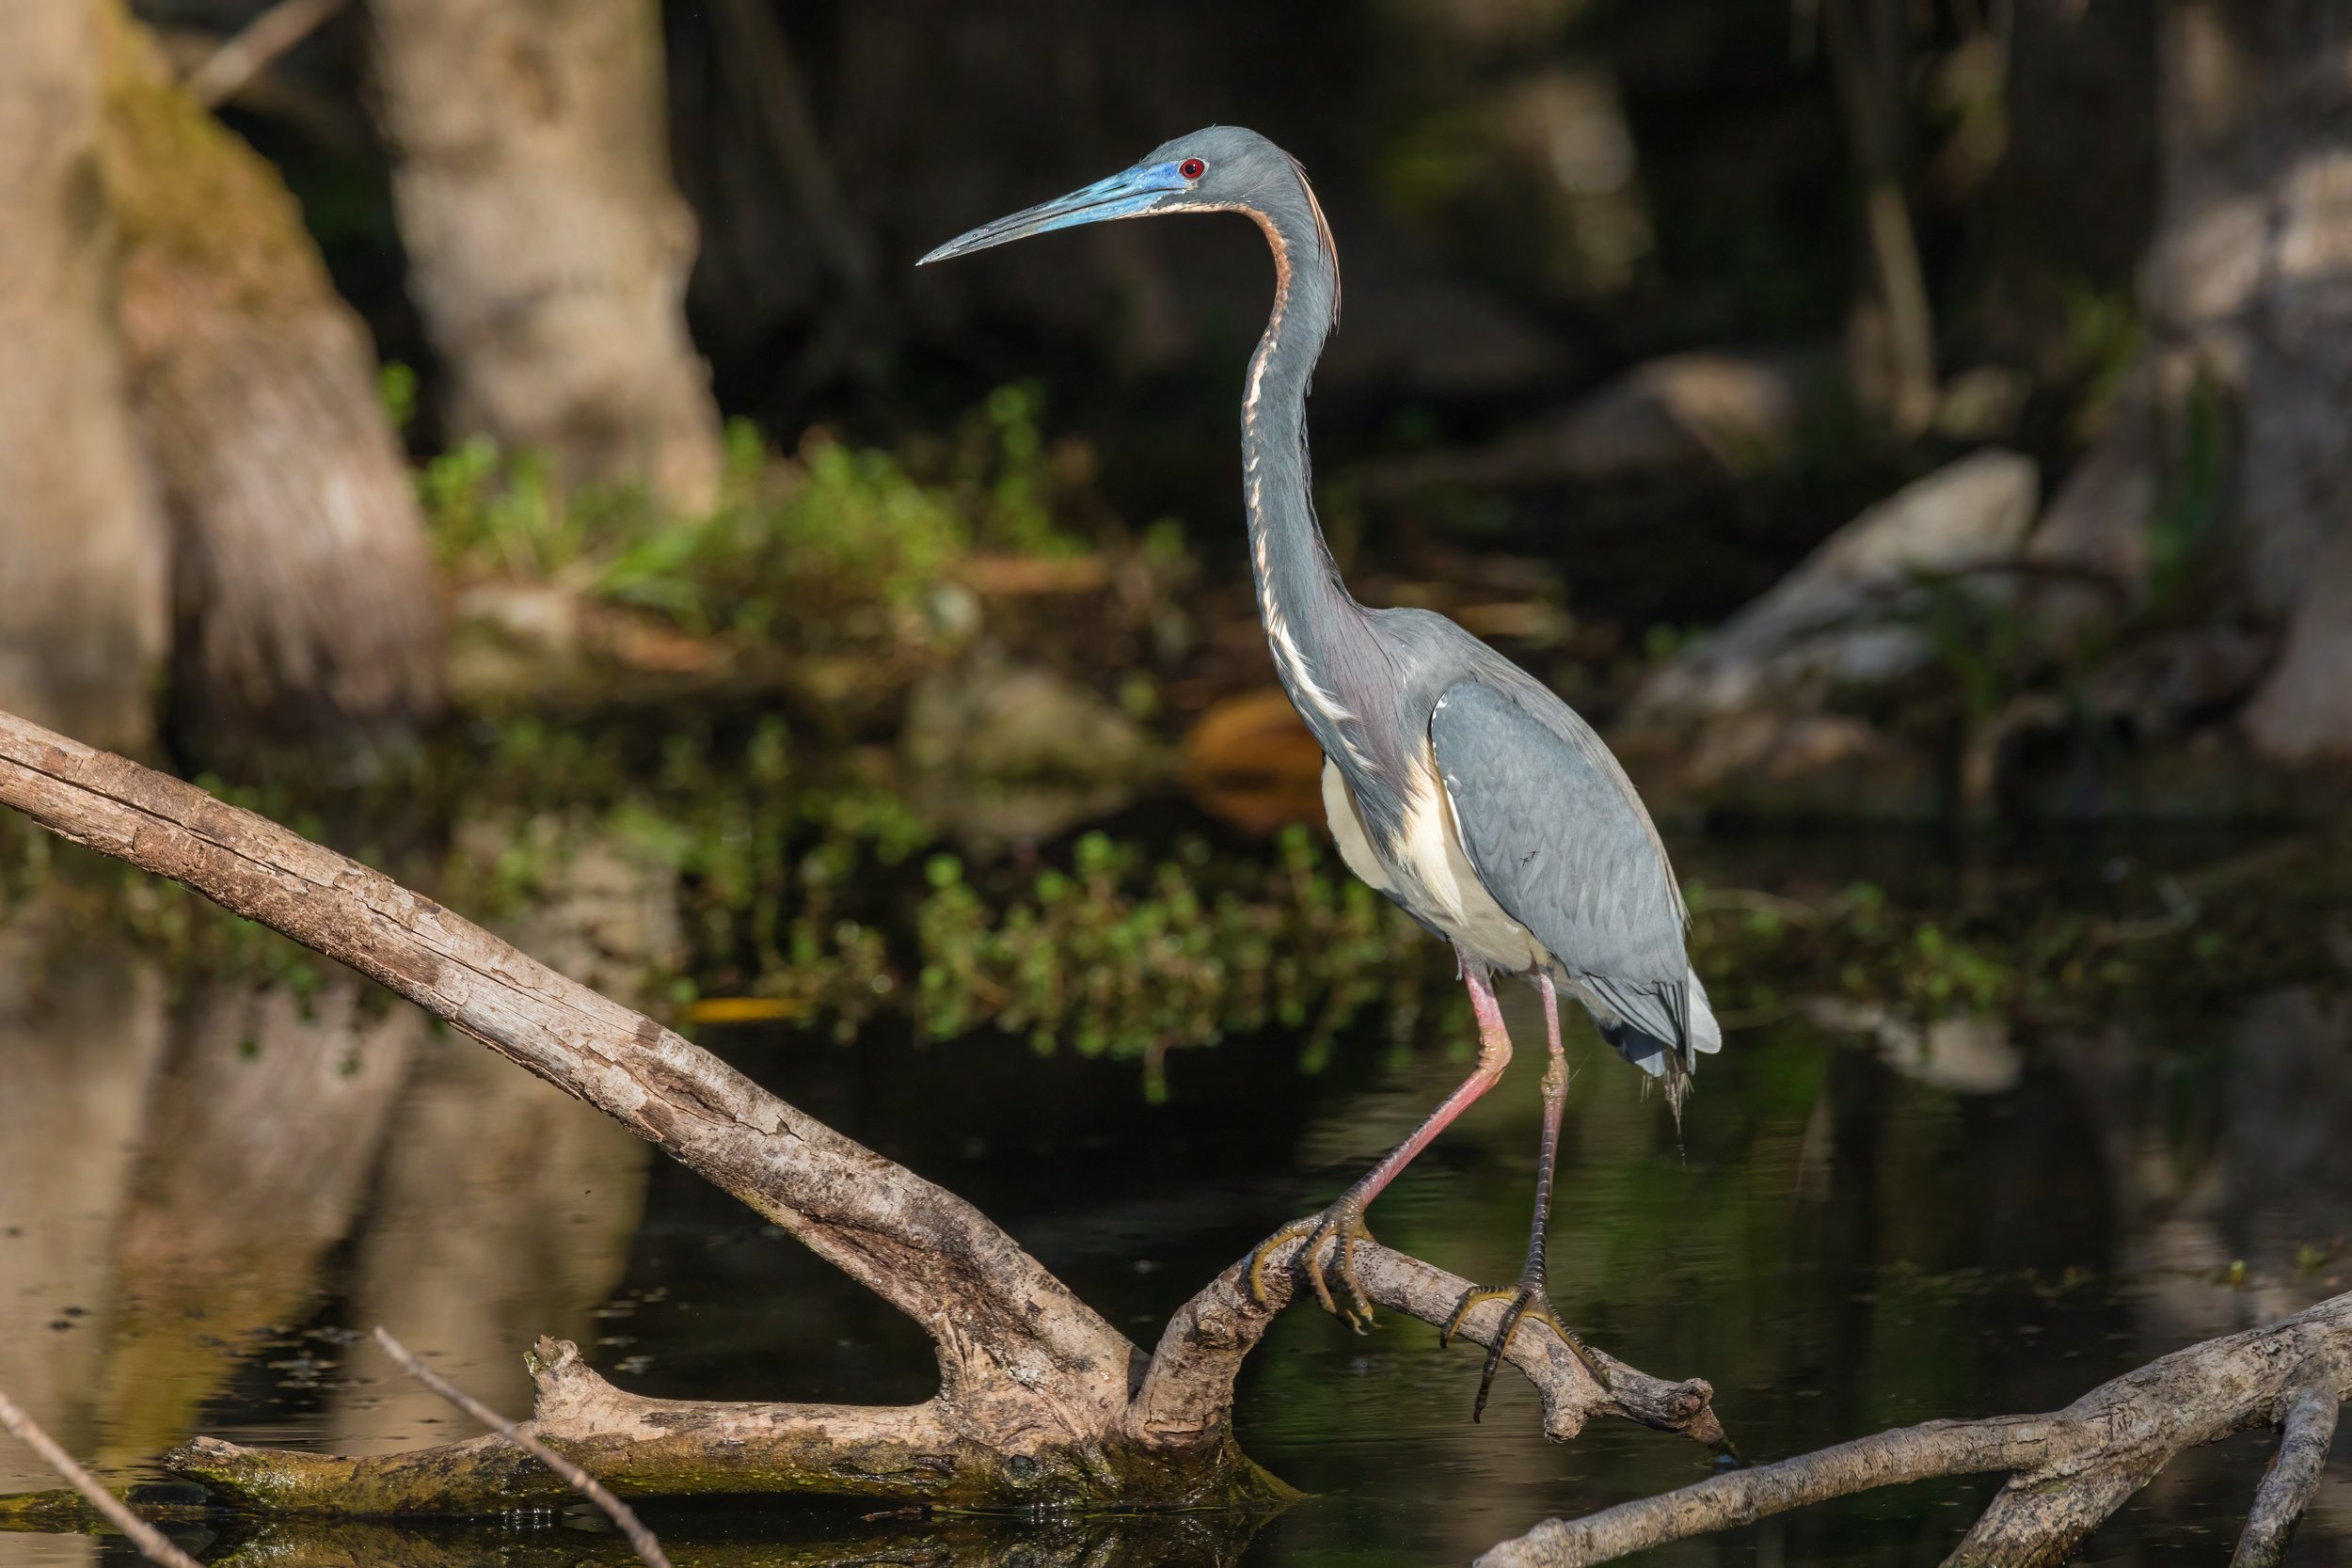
xmin=1322 ymin=753 xmax=1549 ymax=975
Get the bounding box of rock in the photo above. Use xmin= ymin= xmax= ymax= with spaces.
xmin=452 ymin=811 xmax=689 ymax=1005
xmin=899 ymin=647 xmax=1172 ymax=853
xmin=1370 ymin=349 xmax=1829 ymax=498
xmin=1800 ymin=999 xmax=2023 ymax=1096
xmin=2242 ymin=529 xmax=2352 ymax=764
xmin=1629 ymin=448 xmax=2042 ymax=723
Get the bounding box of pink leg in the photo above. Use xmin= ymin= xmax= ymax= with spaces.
xmin=1441 ymin=970 xmax=1611 ymax=1414
xmin=1250 ymin=951 xmax=1514 ymax=1326
xmin=1344 ymin=960 xmax=1515 ymax=1207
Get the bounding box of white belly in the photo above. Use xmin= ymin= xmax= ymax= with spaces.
xmin=1322 ymin=756 xmax=1548 ymax=974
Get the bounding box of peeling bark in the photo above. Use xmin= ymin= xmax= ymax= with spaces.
xmin=0 ymin=705 xmax=1724 ymax=1511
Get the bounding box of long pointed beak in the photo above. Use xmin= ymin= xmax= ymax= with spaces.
xmin=918 ymin=163 xmax=1188 ymax=265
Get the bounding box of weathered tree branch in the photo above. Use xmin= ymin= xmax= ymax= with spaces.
xmin=1478 ymin=1291 xmax=2352 ymax=1568
xmin=0 ymin=707 xmax=1722 ymax=1512
xmin=2232 ymin=1374 xmax=2341 ymax=1568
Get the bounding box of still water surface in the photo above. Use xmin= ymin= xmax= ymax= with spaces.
xmin=3 ymin=832 xmax=2349 ymax=1567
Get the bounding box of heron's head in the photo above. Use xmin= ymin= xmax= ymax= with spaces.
xmin=918 ymin=126 xmax=1309 ymax=265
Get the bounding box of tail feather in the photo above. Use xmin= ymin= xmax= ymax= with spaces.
xmin=1592 ymin=966 xmax=1716 ymax=1142
xmin=1688 ymin=970 xmax=1722 ymax=1055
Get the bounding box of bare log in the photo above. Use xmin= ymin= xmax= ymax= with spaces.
xmin=0 ymin=705 xmax=1723 ymax=1512
xmin=2232 ymin=1377 xmax=2341 ymax=1568
xmin=1479 ymin=1290 xmax=2352 ymax=1568
xmin=373 ymin=1329 xmax=668 ymax=1568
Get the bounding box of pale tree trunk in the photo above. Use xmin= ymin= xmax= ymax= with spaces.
xmin=98 ymin=1 xmax=442 ymax=756
xmin=2034 ymin=1 xmax=2352 ymax=761
xmin=0 ymin=0 xmax=168 ymax=755
xmin=368 ymin=0 xmax=725 ymax=513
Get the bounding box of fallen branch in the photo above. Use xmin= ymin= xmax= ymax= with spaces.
xmin=374 ymin=1328 xmax=669 ymax=1568
xmin=2232 ymin=1374 xmax=2339 ymax=1568
xmin=0 ymin=1386 xmax=201 ymax=1568
xmin=1478 ymin=1291 xmax=2352 ymax=1568
xmin=0 ymin=707 xmax=1722 ymax=1513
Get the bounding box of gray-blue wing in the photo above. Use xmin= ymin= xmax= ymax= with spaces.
xmin=1430 ymin=680 xmax=1702 ymax=1071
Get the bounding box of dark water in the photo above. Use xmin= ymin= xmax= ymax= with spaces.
xmin=5 ymin=832 xmax=2351 ymax=1568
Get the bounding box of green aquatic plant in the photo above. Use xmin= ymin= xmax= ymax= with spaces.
xmin=422 ymin=394 xmax=1097 ymax=655
xmin=914 ymin=827 xmax=1428 ymax=1099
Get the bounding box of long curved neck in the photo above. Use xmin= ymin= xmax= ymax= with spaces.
xmin=1240 ymin=195 xmax=1378 ymax=771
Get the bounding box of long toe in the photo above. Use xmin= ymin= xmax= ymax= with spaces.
xmin=1446 ymin=1279 xmax=1610 ymax=1420
xmin=1248 ymin=1202 xmax=1377 ymax=1328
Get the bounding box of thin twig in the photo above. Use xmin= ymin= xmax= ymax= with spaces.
xmin=0 ymin=1388 xmax=203 ymax=1568
xmin=183 ymin=0 xmax=348 ymax=109
xmin=373 ymin=1328 xmax=671 ymax=1568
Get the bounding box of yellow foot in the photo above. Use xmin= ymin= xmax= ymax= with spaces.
xmin=1247 ymin=1199 xmax=1378 ymax=1331
xmin=1440 ymin=1277 xmax=1609 ymax=1419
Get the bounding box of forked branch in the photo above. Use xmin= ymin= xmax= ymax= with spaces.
xmin=1479 ymin=1291 xmax=2352 ymax=1568
xmin=0 ymin=707 xmax=1722 ymax=1513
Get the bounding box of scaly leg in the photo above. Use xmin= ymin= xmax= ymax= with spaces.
xmin=1441 ymin=972 xmax=1611 ymax=1417
xmin=1250 ymin=954 xmax=1515 ymax=1331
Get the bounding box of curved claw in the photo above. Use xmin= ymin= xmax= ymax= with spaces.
xmin=1441 ymin=1279 xmax=1610 ymax=1421
xmin=1247 ymin=1202 xmax=1377 ymax=1330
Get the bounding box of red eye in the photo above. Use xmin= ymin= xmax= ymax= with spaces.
xmin=1180 ymin=158 xmax=1206 ymax=181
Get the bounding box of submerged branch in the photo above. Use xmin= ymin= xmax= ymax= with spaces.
xmin=1480 ymin=1291 xmax=2352 ymax=1568
xmin=0 ymin=705 xmax=1723 ymax=1513
xmin=0 ymin=1387 xmax=202 ymax=1568
xmin=374 ymin=1329 xmax=669 ymax=1568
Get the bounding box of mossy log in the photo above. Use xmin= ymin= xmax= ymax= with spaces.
xmin=0 ymin=706 xmax=1724 ymax=1514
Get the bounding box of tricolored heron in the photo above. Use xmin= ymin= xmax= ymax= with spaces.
xmin=922 ymin=125 xmax=1720 ymax=1417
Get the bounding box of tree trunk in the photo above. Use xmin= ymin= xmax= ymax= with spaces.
xmin=98 ymin=0 xmax=442 ymax=758
xmin=2033 ymin=1 xmax=2352 ymax=760
xmin=367 ymin=0 xmax=725 ymax=512
xmin=0 ymin=0 xmax=168 ymax=755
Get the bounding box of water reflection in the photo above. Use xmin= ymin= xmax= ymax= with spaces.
xmin=96 ymin=975 xmax=419 ymax=1467
xmin=199 ymin=1509 xmax=1265 ymax=1568
xmin=2 ymin=842 xmax=2350 ymax=1568
xmin=0 ymin=919 xmax=167 ymax=1512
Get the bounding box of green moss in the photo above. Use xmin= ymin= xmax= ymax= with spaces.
xmin=98 ymin=1 xmax=334 ymax=312
xmin=167 ymin=1422 xmax=1296 ymax=1515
